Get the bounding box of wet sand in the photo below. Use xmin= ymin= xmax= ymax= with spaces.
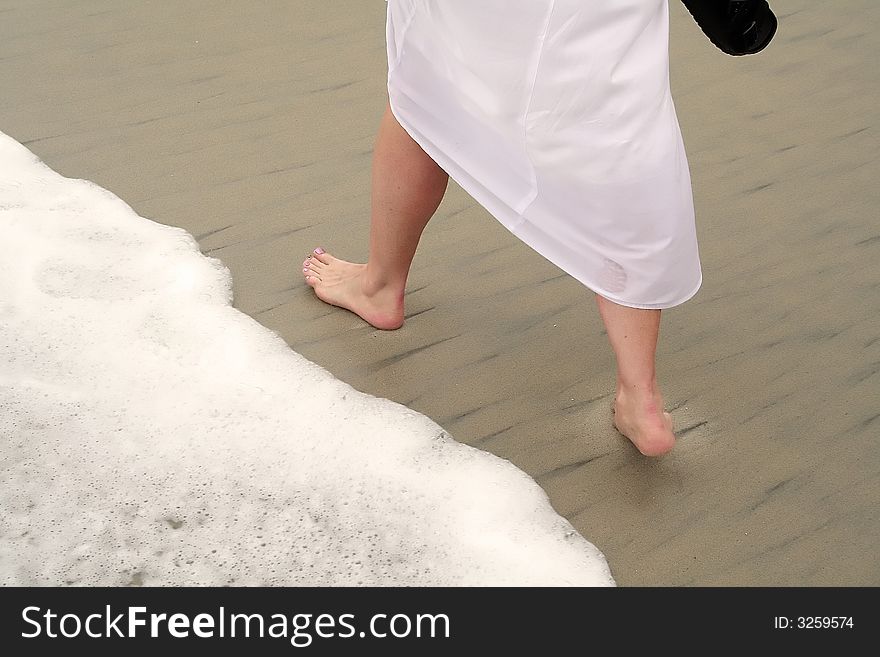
xmin=1 ymin=0 xmax=877 ymax=585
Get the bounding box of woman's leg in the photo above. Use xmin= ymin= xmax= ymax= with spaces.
xmin=595 ymin=294 xmax=676 ymax=456
xmin=304 ymin=103 xmax=449 ymax=329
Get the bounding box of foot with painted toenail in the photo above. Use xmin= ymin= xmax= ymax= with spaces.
xmin=303 ymin=247 xmax=405 ymax=330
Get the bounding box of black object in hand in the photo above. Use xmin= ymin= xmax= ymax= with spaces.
xmin=680 ymin=0 xmax=778 ymax=56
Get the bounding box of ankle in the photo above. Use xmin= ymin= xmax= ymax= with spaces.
xmin=362 ymin=265 xmax=405 ymax=300
xmin=615 ymin=379 xmax=662 ymax=406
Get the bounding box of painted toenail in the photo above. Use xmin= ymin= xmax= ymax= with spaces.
xmin=314 ymin=247 xmax=325 ymax=255
xmin=303 ymin=268 xmax=309 ymax=273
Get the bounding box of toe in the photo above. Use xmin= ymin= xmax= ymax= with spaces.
xmin=311 ymin=248 xmax=333 ymax=265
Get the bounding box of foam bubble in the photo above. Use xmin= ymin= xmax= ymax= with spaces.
xmin=0 ymin=131 xmax=613 ymax=586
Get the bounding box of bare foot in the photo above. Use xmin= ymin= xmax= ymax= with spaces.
xmin=302 ymin=248 xmax=405 ymax=330
xmin=612 ymin=389 xmax=676 ymax=457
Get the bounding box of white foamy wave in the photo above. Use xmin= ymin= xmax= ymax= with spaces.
xmin=0 ymin=131 xmax=614 ymax=586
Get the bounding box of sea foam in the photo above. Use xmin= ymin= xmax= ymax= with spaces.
xmin=0 ymin=131 xmax=614 ymax=586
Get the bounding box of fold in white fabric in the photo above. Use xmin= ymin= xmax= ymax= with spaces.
xmin=386 ymin=0 xmax=702 ymax=308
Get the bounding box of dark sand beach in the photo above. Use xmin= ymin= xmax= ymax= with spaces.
xmin=1 ymin=0 xmax=877 ymax=585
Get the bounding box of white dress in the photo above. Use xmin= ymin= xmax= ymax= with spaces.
xmin=386 ymin=0 xmax=702 ymax=309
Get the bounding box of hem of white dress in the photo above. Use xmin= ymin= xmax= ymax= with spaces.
xmin=386 ymin=93 xmax=702 ymax=311
xmin=589 ymin=273 xmax=703 ymax=310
